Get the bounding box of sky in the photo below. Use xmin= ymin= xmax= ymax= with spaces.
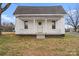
xmin=1 ymin=3 xmax=79 ymax=28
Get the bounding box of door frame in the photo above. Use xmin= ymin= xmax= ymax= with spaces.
xmin=36 ymin=20 xmax=44 ymax=34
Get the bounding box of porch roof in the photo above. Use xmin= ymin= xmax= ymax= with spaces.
xmin=14 ymin=6 xmax=66 ymax=14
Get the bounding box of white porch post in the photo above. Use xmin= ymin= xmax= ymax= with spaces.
xmin=34 ymin=18 xmax=36 ymax=34
xmin=45 ymin=19 xmax=47 ymax=34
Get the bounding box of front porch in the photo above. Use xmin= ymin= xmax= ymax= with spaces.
xmin=15 ymin=15 xmax=64 ymax=39
xmin=17 ymin=16 xmax=60 ymax=33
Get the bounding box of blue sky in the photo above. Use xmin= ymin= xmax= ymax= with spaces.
xmin=1 ymin=3 xmax=79 ymax=26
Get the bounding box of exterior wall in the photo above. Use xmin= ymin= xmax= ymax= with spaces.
xmin=15 ymin=16 xmax=65 ymax=35
xmin=15 ymin=18 xmax=35 ymax=34
xmin=46 ymin=18 xmax=65 ymax=35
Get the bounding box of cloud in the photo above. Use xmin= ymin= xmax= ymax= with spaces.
xmin=65 ymin=9 xmax=79 ymax=19
xmin=67 ymin=9 xmax=79 ymax=15
xmin=1 ymin=14 xmax=15 ymax=24
xmin=65 ymin=25 xmax=73 ymax=29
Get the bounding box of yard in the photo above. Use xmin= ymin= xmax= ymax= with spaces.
xmin=0 ymin=33 xmax=79 ymax=56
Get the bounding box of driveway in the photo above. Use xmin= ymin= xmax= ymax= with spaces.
xmin=66 ymin=32 xmax=79 ymax=37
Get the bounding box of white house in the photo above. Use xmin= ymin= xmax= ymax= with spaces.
xmin=14 ymin=6 xmax=66 ymax=39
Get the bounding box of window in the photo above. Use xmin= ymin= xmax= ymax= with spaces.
xmin=24 ymin=21 xmax=28 ymax=29
xmin=52 ymin=21 xmax=55 ymax=29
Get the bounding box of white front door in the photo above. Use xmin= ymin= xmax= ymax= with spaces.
xmin=37 ymin=21 xmax=43 ymax=33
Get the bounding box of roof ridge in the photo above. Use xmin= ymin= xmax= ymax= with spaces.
xmin=17 ymin=5 xmax=62 ymax=7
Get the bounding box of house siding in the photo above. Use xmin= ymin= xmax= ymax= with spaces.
xmin=46 ymin=18 xmax=65 ymax=34
xmin=15 ymin=18 xmax=35 ymax=34
xmin=15 ymin=16 xmax=65 ymax=35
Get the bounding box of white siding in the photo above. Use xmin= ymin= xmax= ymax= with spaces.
xmin=15 ymin=17 xmax=65 ymax=35
xmin=57 ymin=18 xmax=65 ymax=34
xmin=15 ymin=18 xmax=35 ymax=34
xmin=46 ymin=18 xmax=65 ymax=35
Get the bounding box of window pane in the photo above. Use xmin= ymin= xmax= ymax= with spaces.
xmin=24 ymin=21 xmax=28 ymax=29
xmin=52 ymin=21 xmax=55 ymax=29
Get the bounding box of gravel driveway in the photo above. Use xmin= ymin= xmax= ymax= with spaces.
xmin=66 ymin=32 xmax=79 ymax=37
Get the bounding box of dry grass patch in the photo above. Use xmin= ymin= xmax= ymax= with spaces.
xmin=0 ymin=34 xmax=79 ymax=56
xmin=2 ymin=32 xmax=15 ymax=35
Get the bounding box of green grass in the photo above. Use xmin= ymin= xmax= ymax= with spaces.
xmin=0 ymin=34 xmax=79 ymax=56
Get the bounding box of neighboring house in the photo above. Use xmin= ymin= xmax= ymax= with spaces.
xmin=66 ymin=27 xmax=79 ymax=32
xmin=66 ymin=28 xmax=75 ymax=32
xmin=14 ymin=6 xmax=66 ymax=39
xmin=65 ymin=28 xmax=70 ymax=32
xmin=2 ymin=22 xmax=15 ymax=32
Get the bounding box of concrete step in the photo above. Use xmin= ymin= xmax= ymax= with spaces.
xmin=36 ymin=34 xmax=45 ymax=39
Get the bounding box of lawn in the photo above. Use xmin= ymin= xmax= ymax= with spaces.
xmin=0 ymin=34 xmax=79 ymax=56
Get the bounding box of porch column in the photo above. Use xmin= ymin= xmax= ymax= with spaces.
xmin=34 ymin=18 xmax=36 ymax=34
xmin=45 ymin=19 xmax=47 ymax=34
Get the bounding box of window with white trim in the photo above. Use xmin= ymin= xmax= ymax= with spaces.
xmin=24 ymin=21 xmax=28 ymax=29
xmin=52 ymin=21 xmax=55 ymax=29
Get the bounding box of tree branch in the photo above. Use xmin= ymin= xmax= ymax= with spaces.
xmin=75 ymin=10 xmax=79 ymax=27
xmin=0 ymin=3 xmax=2 ymax=7
xmin=67 ymin=13 xmax=75 ymax=26
xmin=2 ymin=3 xmax=11 ymax=12
xmin=66 ymin=7 xmax=79 ymax=32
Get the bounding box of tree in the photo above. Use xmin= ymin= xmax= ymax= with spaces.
xmin=0 ymin=3 xmax=11 ymax=34
xmin=66 ymin=8 xmax=79 ymax=32
xmin=2 ymin=22 xmax=15 ymax=32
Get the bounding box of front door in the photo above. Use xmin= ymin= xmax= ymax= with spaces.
xmin=37 ymin=21 xmax=43 ymax=33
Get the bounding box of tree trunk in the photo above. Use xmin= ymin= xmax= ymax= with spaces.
xmin=74 ymin=27 xmax=77 ymax=32
xmin=0 ymin=14 xmax=1 ymax=35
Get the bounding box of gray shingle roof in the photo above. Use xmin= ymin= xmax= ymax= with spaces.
xmin=14 ymin=6 xmax=66 ymax=14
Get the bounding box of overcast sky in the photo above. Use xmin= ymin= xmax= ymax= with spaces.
xmin=1 ymin=3 xmax=79 ymax=28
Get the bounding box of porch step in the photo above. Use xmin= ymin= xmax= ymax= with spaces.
xmin=36 ymin=34 xmax=45 ymax=39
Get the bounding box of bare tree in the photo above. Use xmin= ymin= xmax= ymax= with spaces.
xmin=0 ymin=3 xmax=11 ymax=34
xmin=2 ymin=22 xmax=15 ymax=32
xmin=66 ymin=8 xmax=79 ymax=32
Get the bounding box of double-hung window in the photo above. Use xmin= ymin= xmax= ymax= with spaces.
xmin=24 ymin=21 xmax=28 ymax=29
xmin=52 ymin=21 xmax=55 ymax=29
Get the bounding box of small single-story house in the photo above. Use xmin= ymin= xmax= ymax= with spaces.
xmin=14 ymin=6 xmax=66 ymax=39
xmin=69 ymin=27 xmax=79 ymax=32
